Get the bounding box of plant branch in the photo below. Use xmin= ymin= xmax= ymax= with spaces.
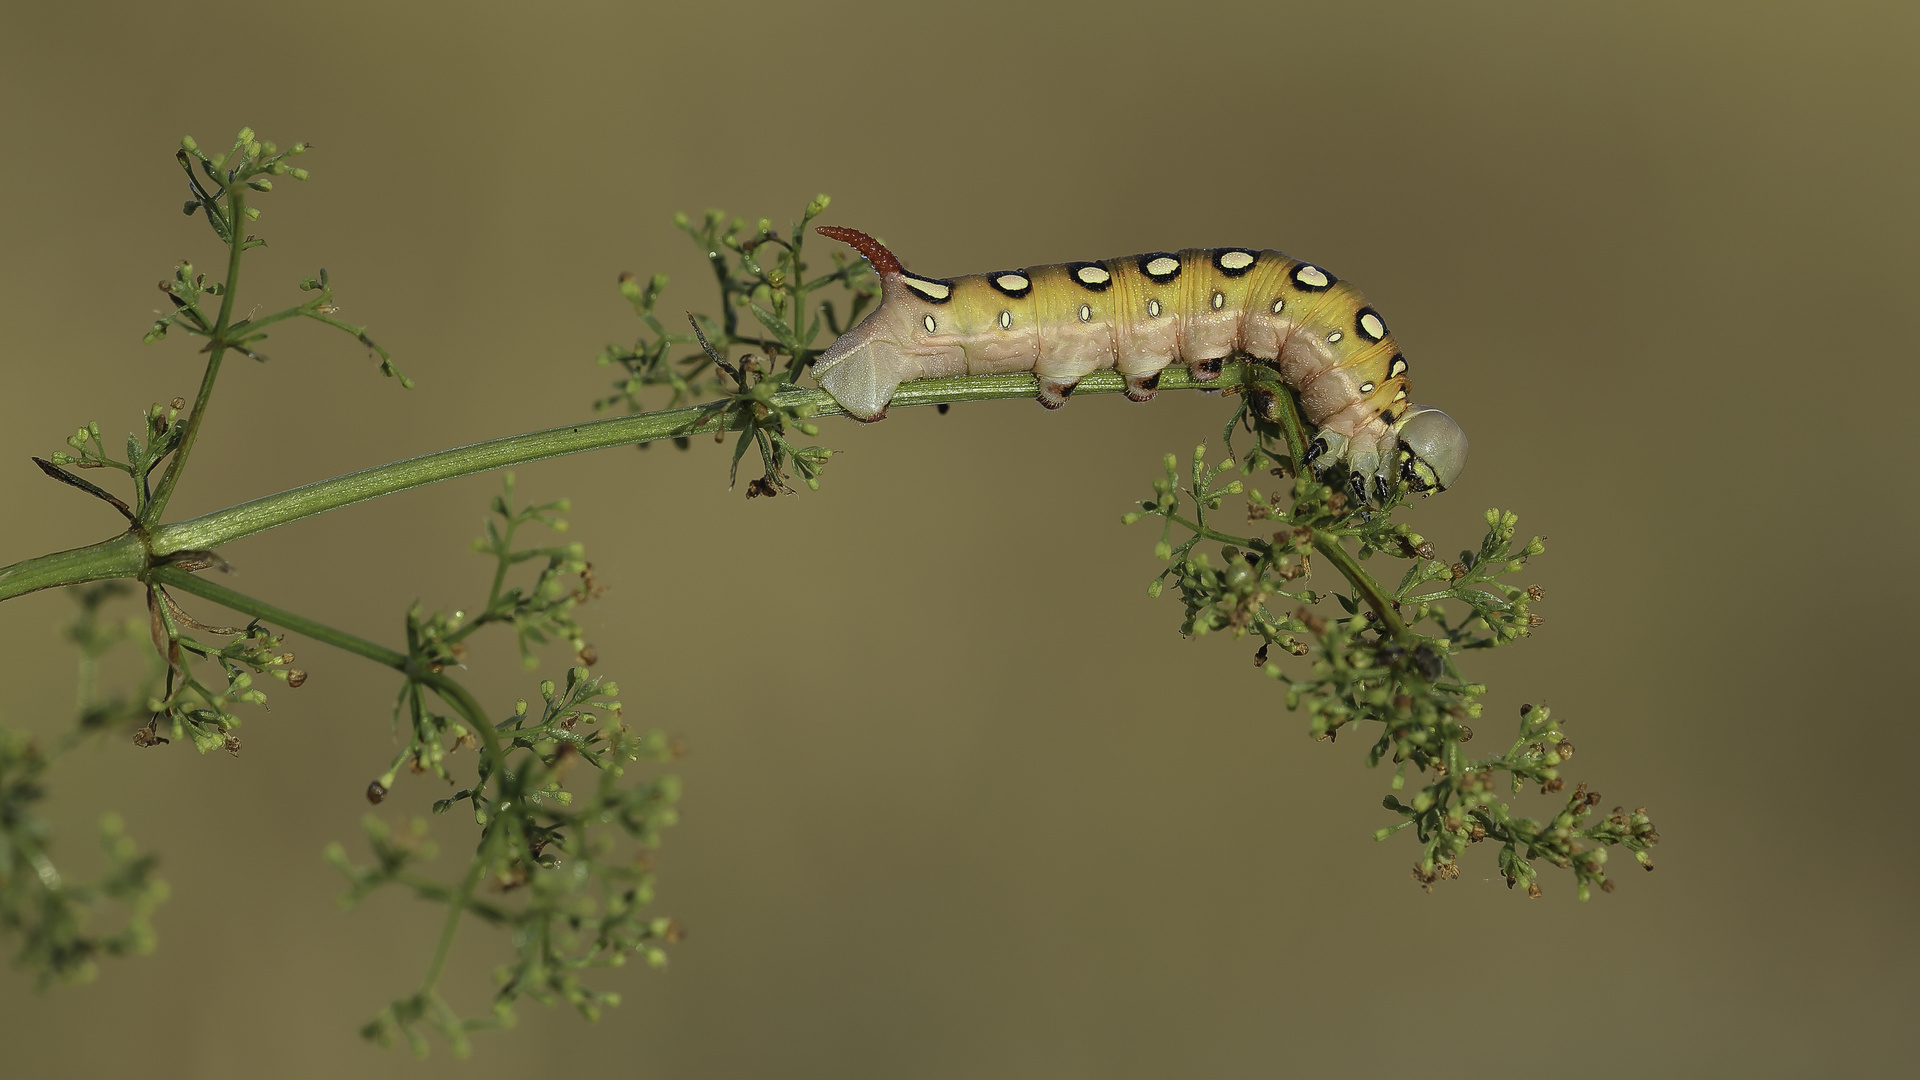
xmin=147 ymin=566 xmax=406 ymax=669
xmin=137 ymin=364 xmax=1248 ymax=556
xmin=149 ymin=563 xmax=514 ymax=1022
xmin=1311 ymin=529 xmax=1408 ymax=639
xmin=144 ymin=186 xmax=247 ymax=524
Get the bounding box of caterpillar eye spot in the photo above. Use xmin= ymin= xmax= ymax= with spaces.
xmin=1357 ymin=308 xmax=1387 ymax=341
xmin=1388 ymin=353 xmax=1408 ymax=378
xmin=1213 ymin=249 xmax=1258 ymax=276
xmin=1147 ymin=298 xmax=1163 ymax=318
xmin=1140 ymin=254 xmax=1181 ymax=281
xmin=991 ymin=272 xmax=1031 ymax=298
xmin=902 ymin=273 xmax=952 ymax=303
xmin=1292 ymin=264 xmax=1334 ymax=291
xmin=1068 ymin=262 xmax=1112 ymax=291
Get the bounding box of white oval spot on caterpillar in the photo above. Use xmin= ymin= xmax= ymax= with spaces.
xmin=923 ymin=314 xmax=937 ymax=333
xmin=1393 ymin=387 xmax=1408 ymax=402
xmin=1270 ymin=298 xmax=1285 ymax=314
xmin=1219 ymin=250 xmax=1255 ymax=270
xmin=1359 ymin=380 xmax=1376 ymax=394
xmin=1078 ymin=303 xmax=1092 ymax=323
xmin=1211 ymin=291 xmax=1225 ymax=310
xmin=1076 ymin=265 xmax=1111 ymax=286
xmin=1359 ymin=312 xmax=1386 ymax=340
xmin=1327 ymin=330 xmax=1343 ymax=343
xmin=1146 ymin=256 xmax=1179 ymax=277
xmin=904 ymin=277 xmax=951 ymax=301
xmin=1388 ymin=355 xmax=1408 ymax=377
xmin=1295 ymin=265 xmax=1329 ymax=288
xmin=999 ymin=309 xmax=1013 ymax=330
xmin=995 ymin=273 xmax=1030 ymax=292
xmin=1147 ymin=299 xmax=1162 ymax=318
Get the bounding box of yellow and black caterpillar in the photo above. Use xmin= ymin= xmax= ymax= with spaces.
xmin=813 ymin=226 xmax=1468 ymax=502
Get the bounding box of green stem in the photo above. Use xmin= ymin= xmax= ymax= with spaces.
xmin=1311 ymin=531 xmax=1408 ymax=639
xmin=153 ymin=562 xmax=511 ymax=983
xmin=148 ymin=566 xmax=406 ymax=668
xmin=0 ymin=533 xmax=148 ymax=600
xmin=152 ymin=564 xmax=510 ymax=992
xmin=144 ymin=364 xmax=1247 ymax=557
xmin=418 ymin=822 xmax=491 ymax=997
xmin=1260 ymin=368 xmax=1312 ymax=466
xmin=403 ymin=669 xmax=509 ymax=997
xmin=1163 ymin=511 xmax=1255 ymax=549
xmin=146 ymin=565 xmax=508 ymax=763
xmin=0 ymin=365 xmax=1251 ymax=603
xmin=144 ymin=186 xmax=248 ymax=524
xmin=1247 ymin=371 xmax=1406 ymax=638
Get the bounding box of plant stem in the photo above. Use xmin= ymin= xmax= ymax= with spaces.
xmin=1244 ymin=377 xmax=1407 ymax=637
xmin=141 ymin=364 xmax=1247 ymax=559
xmin=147 ymin=565 xmax=509 ymax=758
xmin=0 ymin=534 xmax=148 ymax=600
xmin=148 ymin=566 xmax=406 ymax=668
xmin=418 ymin=832 xmax=490 ymax=998
xmin=151 ymin=563 xmax=510 ymax=992
xmin=144 ymin=186 xmax=248 ymax=524
xmin=0 ymin=362 xmax=1418 ymax=627
xmin=1311 ymin=531 xmax=1408 ymax=639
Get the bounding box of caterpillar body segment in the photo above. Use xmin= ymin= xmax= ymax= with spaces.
xmin=813 ymin=227 xmax=1468 ymax=498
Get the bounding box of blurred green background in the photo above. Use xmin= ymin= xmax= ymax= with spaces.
xmin=1 ymin=1 xmax=1913 ymax=1076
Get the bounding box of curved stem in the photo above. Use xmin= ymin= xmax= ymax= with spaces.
xmin=1311 ymin=531 xmax=1408 ymax=639
xmin=142 ymin=364 xmax=1245 ymax=558
xmin=145 ymin=187 xmax=247 ymax=525
xmin=1248 ymin=375 xmax=1406 ymax=637
xmin=149 ymin=563 xmax=510 ymax=1000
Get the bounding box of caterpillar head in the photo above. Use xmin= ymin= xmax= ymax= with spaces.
xmin=1396 ymin=406 xmax=1468 ymax=492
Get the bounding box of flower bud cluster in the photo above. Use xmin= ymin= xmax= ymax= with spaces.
xmin=1125 ymin=374 xmax=1655 ymax=898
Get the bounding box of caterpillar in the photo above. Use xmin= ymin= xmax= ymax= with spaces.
xmin=812 ymin=226 xmax=1468 ymax=502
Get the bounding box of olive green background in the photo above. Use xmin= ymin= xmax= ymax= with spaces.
xmin=0 ymin=1 xmax=1912 ymax=1076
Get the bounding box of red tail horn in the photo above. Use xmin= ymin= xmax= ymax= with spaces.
xmin=815 ymin=225 xmax=902 ymax=276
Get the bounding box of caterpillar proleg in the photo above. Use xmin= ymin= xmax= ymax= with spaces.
xmin=813 ymin=226 xmax=1468 ymax=500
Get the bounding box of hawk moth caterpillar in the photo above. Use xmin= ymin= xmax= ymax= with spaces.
xmin=812 ymin=226 xmax=1467 ymax=501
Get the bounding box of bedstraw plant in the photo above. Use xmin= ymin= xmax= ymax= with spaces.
xmin=0 ymin=129 xmax=1657 ymax=1057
